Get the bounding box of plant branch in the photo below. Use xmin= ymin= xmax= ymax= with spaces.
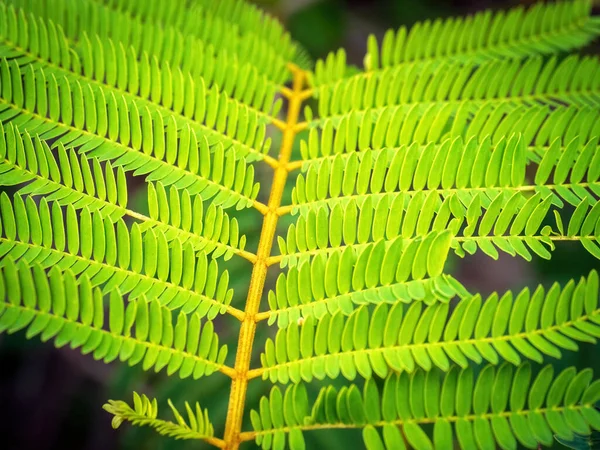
xmin=265 ymin=235 xmax=593 ymax=267
xmin=247 ymin=310 xmax=599 ymax=378
xmin=238 ymin=402 xmax=596 ymax=441
xmin=222 ymin=64 xmax=309 ymax=450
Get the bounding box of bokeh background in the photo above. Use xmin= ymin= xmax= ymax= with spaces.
xmin=1 ymin=1 xmax=599 ymax=449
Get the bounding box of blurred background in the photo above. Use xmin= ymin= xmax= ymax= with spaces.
xmin=1 ymin=0 xmax=599 ymax=449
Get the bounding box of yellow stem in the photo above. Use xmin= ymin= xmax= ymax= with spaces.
xmin=265 ymin=255 xmax=281 ymax=267
xmin=236 ymin=250 xmax=258 ymax=264
xmin=286 ymin=160 xmax=305 ymax=171
xmin=252 ymin=200 xmax=270 ymax=215
xmin=262 ymin=154 xmax=280 ymax=169
xmin=272 ymin=117 xmax=288 ymax=131
xmin=276 ymin=204 xmax=294 ymax=216
xmin=281 ymin=86 xmax=313 ymax=101
xmin=280 ymin=86 xmax=294 ymax=98
xmin=254 ymin=311 xmax=271 ymax=322
xmin=227 ymin=308 xmax=247 ymax=322
xmin=222 ymin=65 xmax=307 ymax=450
xmin=206 ymin=437 xmax=227 ymax=448
xmin=293 ymin=121 xmax=309 ymax=132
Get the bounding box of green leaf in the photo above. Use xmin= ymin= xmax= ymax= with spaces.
xmin=403 ymin=423 xmax=433 ymax=450
xmin=288 ymin=429 xmax=305 ymax=450
xmin=362 ymin=426 xmax=384 ymax=450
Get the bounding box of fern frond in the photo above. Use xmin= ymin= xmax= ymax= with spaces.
xmin=533 ymin=137 xmax=600 ymax=205
xmin=1 ymin=0 xmax=279 ymax=105
xmin=282 ymin=130 xmax=600 ymax=297
xmin=188 ymin=0 xmax=298 ymax=57
xmin=0 ymin=194 xmax=237 ymax=319
xmin=555 ymin=430 xmax=600 ymax=449
xmin=276 ymin=193 xmax=600 ymax=266
xmin=289 ymin=136 xmax=549 ymax=212
xmin=0 ymin=260 xmax=231 ymax=378
xmin=0 ymin=8 xmax=276 ymax=162
xmin=292 ymin=104 xmax=600 ymax=254
xmin=6 ymin=0 xmax=299 ymax=86
xmin=310 ymin=0 xmax=600 ymax=88
xmin=261 ymin=230 xmax=465 ymax=328
xmin=0 ymin=60 xmax=261 ymax=210
xmin=248 ymin=363 xmax=600 ymax=450
xmin=310 ymin=55 xmax=600 ymax=129
xmin=556 ymin=198 xmax=600 ymax=259
xmin=103 ymin=0 xmax=308 ymax=72
xmin=290 ymin=133 xmax=599 ymax=218
xmin=277 ymin=195 xmax=526 ymax=266
xmin=144 ymin=181 xmax=249 ymax=261
xmin=297 ymin=103 xmax=600 ymax=171
xmin=0 ymin=124 xmax=251 ymax=260
xmin=104 ymin=393 xmax=219 ymax=444
xmin=187 ymin=0 xmax=311 ymax=70
xmin=0 ymin=1 xmax=598 ymax=448
xmin=78 ymin=27 xmax=280 ymax=117
xmin=0 ymin=122 xmax=127 ymax=218
xmin=255 ymin=270 xmax=599 ymax=383
xmin=445 ymin=193 xmax=599 ymax=260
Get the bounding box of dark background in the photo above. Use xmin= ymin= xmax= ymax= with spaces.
xmin=1 ymin=1 xmax=599 ymax=449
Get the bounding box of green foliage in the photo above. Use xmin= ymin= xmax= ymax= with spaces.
xmin=0 ymin=121 xmax=248 ymax=258
xmin=104 ymin=392 xmax=216 ymax=440
xmin=557 ymin=429 xmax=600 ymax=449
xmin=310 ymin=0 xmax=600 ymax=86
xmin=0 ymin=258 xmax=228 ymax=377
xmin=310 ymin=55 xmax=600 ymax=127
xmin=0 ymin=0 xmax=599 ymax=449
xmin=260 ymin=271 xmax=600 ymax=382
xmin=252 ymin=363 xmax=600 ymax=450
xmin=0 ymin=190 xmax=235 ymax=318
xmin=0 ymin=121 xmax=129 ymax=219
xmin=0 ymin=59 xmax=261 ymax=206
xmin=290 ymin=127 xmax=600 ymax=261
xmin=301 ymin=103 xmax=600 ymax=167
xmin=268 ymin=231 xmax=461 ymax=327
